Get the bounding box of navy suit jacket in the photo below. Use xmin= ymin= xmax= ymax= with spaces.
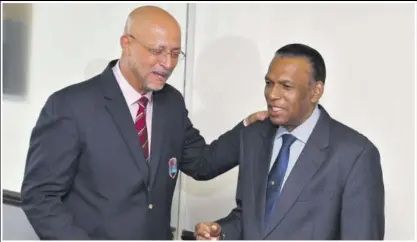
xmin=217 ymin=105 xmax=385 ymax=240
xmin=20 ymin=59 xmax=242 ymax=240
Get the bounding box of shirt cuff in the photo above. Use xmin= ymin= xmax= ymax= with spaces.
xmin=243 ymin=118 xmax=248 ymax=127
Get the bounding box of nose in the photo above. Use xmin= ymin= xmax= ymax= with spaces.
xmin=159 ymin=53 xmax=177 ymax=70
xmin=266 ymin=85 xmax=282 ymax=100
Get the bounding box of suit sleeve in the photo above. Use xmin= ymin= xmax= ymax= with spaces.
xmin=340 ymin=141 xmax=385 ymax=240
xmin=20 ymin=93 xmax=90 ymax=240
xmin=179 ymin=106 xmax=244 ymax=180
xmin=215 ymin=157 xmax=244 ymax=240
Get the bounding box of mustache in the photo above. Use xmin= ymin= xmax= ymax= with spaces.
xmin=152 ymin=69 xmax=172 ymax=76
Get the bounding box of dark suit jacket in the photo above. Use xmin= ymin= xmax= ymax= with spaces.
xmin=20 ymin=59 xmax=242 ymax=240
xmin=217 ymin=105 xmax=385 ymax=240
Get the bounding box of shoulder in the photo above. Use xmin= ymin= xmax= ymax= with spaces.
xmin=241 ymin=119 xmax=275 ymax=140
xmin=155 ymin=83 xmax=186 ymax=108
xmin=245 ymin=119 xmax=271 ymax=132
xmin=40 ymin=74 xmax=104 ymax=118
xmin=158 ymin=83 xmax=184 ymax=99
xmin=329 ymin=117 xmax=379 ymax=155
xmin=48 ymin=74 xmax=103 ymax=104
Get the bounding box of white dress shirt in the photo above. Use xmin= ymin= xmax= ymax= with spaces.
xmin=112 ymin=61 xmax=153 ymax=153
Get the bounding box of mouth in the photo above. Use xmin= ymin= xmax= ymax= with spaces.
xmin=268 ymin=105 xmax=286 ymax=116
xmin=151 ymin=71 xmax=169 ymax=81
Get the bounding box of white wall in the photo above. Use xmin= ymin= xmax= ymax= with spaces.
xmin=1 ymin=2 xmax=188 ymax=233
xmin=179 ymin=3 xmax=415 ymax=240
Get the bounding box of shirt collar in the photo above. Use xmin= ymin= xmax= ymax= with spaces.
xmin=276 ymin=105 xmax=321 ymax=144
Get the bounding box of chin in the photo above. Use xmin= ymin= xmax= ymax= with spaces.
xmin=145 ymin=82 xmax=166 ymax=92
xmin=270 ymin=116 xmax=289 ymax=126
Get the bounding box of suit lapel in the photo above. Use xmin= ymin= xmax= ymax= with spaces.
xmin=263 ymin=143 xmax=326 ymax=237
xmin=100 ymin=60 xmax=150 ymax=184
xmin=263 ymin=106 xmax=331 ymax=238
xmin=253 ymin=120 xmax=277 ymax=237
xmin=148 ymin=90 xmax=167 ymax=188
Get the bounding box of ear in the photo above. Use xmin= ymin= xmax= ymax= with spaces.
xmin=120 ymin=34 xmax=129 ymax=49
xmin=311 ymin=81 xmax=324 ymax=103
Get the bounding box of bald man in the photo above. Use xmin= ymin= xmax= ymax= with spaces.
xmin=20 ymin=5 xmax=267 ymax=240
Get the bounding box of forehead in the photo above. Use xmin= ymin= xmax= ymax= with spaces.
xmin=139 ymin=22 xmax=181 ymax=49
xmin=267 ymin=56 xmax=312 ymax=81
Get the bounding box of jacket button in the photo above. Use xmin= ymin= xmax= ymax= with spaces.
xmin=148 ymin=204 xmax=153 ymax=209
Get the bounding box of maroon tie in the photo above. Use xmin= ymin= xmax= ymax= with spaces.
xmin=135 ymin=96 xmax=149 ymax=161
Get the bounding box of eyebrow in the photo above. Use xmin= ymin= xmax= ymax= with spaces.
xmin=265 ymin=76 xmax=292 ymax=84
xmin=279 ymin=79 xmax=292 ymax=84
xmin=154 ymin=45 xmax=182 ymax=51
xmin=265 ymin=76 xmax=272 ymax=82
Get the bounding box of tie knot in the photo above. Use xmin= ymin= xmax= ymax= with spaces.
xmin=138 ymin=96 xmax=148 ymax=107
xmin=281 ymin=134 xmax=297 ymax=148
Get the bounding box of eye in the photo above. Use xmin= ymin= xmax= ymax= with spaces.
xmin=150 ymin=49 xmax=164 ymax=55
xmin=172 ymin=51 xmax=181 ymax=57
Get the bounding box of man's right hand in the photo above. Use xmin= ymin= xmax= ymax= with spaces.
xmin=194 ymin=222 xmax=221 ymax=240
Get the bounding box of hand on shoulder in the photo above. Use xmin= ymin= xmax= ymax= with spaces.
xmin=244 ymin=110 xmax=269 ymax=126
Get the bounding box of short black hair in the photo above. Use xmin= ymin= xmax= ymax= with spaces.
xmin=275 ymin=43 xmax=326 ymax=84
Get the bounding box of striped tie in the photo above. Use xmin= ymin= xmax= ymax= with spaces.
xmin=135 ymin=96 xmax=149 ymax=161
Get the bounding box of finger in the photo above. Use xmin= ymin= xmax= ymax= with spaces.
xmin=196 ymin=235 xmax=210 ymax=240
xmin=210 ymin=224 xmax=221 ymax=237
xmin=195 ymin=233 xmax=210 ymax=240
xmin=197 ymin=223 xmax=212 ymax=234
xmin=195 ymin=230 xmax=211 ymax=239
xmin=259 ymin=111 xmax=269 ymax=119
xmin=254 ymin=115 xmax=265 ymax=121
xmin=258 ymin=114 xmax=267 ymax=120
xmin=211 ymin=224 xmax=220 ymax=233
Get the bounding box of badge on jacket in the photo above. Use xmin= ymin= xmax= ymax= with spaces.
xmin=168 ymin=157 xmax=177 ymax=179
